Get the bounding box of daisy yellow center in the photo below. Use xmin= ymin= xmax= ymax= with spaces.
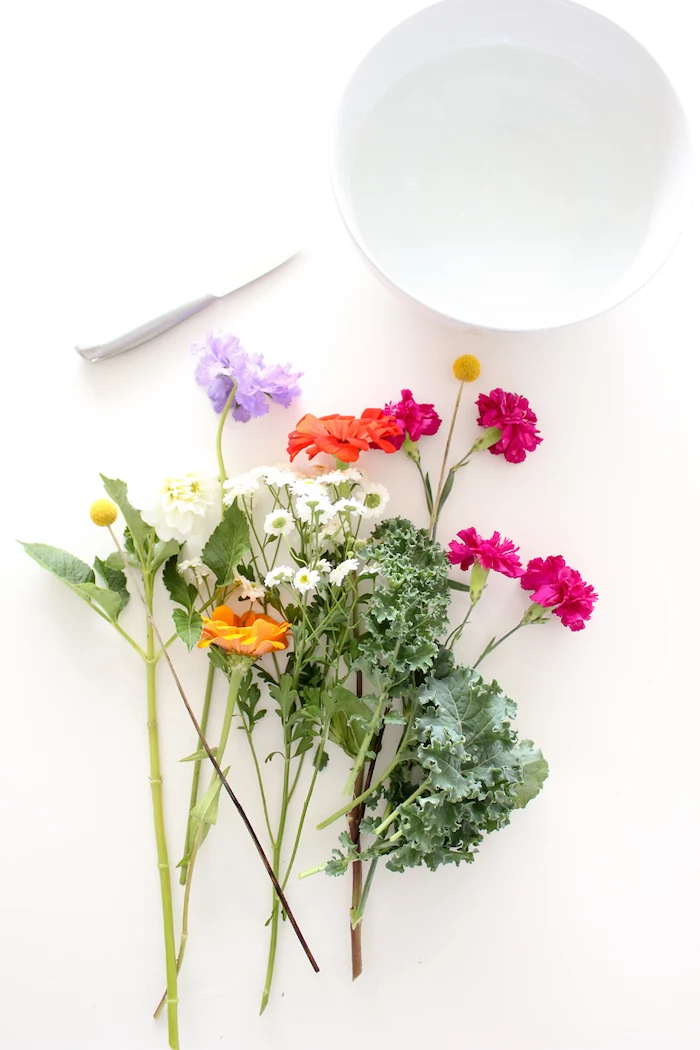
xmin=365 ymin=493 xmax=381 ymax=509
xmin=452 ymin=354 xmax=481 ymax=382
xmin=272 ymin=515 xmax=287 ymax=528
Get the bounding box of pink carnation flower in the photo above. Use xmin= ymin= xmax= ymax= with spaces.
xmin=520 ymin=555 xmax=598 ymax=632
xmin=447 ymin=527 xmax=524 ymax=578
xmin=476 ymin=388 xmax=542 ymax=464
xmin=383 ymin=389 xmax=442 ymax=449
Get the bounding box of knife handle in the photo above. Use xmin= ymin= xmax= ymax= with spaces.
xmin=75 ymin=293 xmax=217 ymax=362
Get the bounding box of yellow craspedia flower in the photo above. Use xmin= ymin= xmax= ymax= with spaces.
xmin=90 ymin=499 xmax=118 ymax=527
xmin=452 ymin=354 xmax=481 ymax=382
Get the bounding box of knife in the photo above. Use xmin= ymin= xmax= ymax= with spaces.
xmin=75 ymin=240 xmax=299 ymax=363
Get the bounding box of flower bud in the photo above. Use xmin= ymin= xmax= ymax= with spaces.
xmin=89 ymin=499 xmax=118 ymax=527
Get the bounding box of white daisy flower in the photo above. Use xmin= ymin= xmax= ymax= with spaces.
xmin=322 ymin=467 xmax=364 ymax=485
xmin=329 ymin=557 xmax=359 ymax=585
xmin=263 ymin=510 xmax=295 ymax=536
xmin=139 ymin=472 xmax=219 ymax=543
xmin=293 ymin=567 xmax=321 ymax=594
xmin=295 ymin=493 xmax=336 ymax=524
xmin=177 ymin=557 xmax=212 ymax=582
xmin=223 ymin=472 xmax=260 ymax=505
xmin=363 ymin=561 xmax=382 ymax=575
xmin=319 ymin=516 xmax=343 ymax=540
xmin=333 ymin=497 xmax=369 ymax=518
xmin=233 ymin=576 xmax=265 ymax=600
xmin=290 ymin=476 xmax=328 ymax=499
xmin=262 ymin=464 xmax=299 ymax=487
xmin=315 ymin=558 xmax=332 ymax=574
xmin=264 ymin=565 xmax=296 ymax=587
xmin=360 ymin=482 xmax=390 ymax=518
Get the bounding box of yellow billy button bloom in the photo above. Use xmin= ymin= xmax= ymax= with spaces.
xmin=452 ymin=354 xmax=481 ymax=383
xmin=89 ymin=499 xmax=118 ymax=526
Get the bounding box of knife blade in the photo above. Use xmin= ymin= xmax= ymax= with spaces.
xmin=75 ymin=240 xmax=299 ymax=363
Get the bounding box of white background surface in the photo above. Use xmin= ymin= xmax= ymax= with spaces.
xmin=1 ymin=2 xmax=698 ymax=1048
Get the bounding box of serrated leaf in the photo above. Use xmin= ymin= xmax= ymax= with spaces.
xmin=172 ymin=607 xmax=204 ymax=651
xmin=94 ymin=556 xmax=129 ymax=618
xmin=75 ymin=581 xmax=125 ymax=622
xmin=201 ymin=501 xmax=250 ymax=586
xmin=270 ymin=675 xmax=297 ymax=720
xmin=22 ymin=543 xmax=123 ymax=622
xmin=512 ymin=741 xmax=549 ymax=808
xmin=208 ymin=645 xmax=232 ymax=677
xmin=162 ymin=555 xmax=197 ymax=610
xmin=100 ymin=476 xmax=151 ymax=554
xmin=150 ymin=538 xmax=181 ymax=573
xmin=383 ymin=709 xmax=407 ymax=725
xmin=21 ymin=542 xmax=95 ymax=586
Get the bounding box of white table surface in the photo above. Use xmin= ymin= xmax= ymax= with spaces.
xmin=1 ymin=2 xmax=698 ymax=1048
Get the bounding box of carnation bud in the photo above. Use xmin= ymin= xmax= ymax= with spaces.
xmin=469 ymin=563 xmax=489 ymax=604
xmin=522 ymin=602 xmax=549 ymax=624
xmin=402 ymin=435 xmax=421 ymax=464
xmin=470 ymin=426 xmax=502 ymax=453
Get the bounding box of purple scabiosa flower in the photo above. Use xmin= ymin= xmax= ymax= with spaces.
xmin=193 ymin=331 xmax=302 ymax=422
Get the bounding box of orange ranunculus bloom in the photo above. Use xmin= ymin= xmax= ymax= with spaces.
xmin=287 ymin=410 xmax=402 ymax=463
xmin=198 ymin=607 xmax=290 ymax=659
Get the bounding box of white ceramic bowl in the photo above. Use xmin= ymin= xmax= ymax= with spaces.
xmin=332 ymin=0 xmax=691 ymax=331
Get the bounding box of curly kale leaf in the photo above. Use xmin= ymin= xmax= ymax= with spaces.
xmin=325 ymin=665 xmax=548 ymax=876
xmin=358 ymin=517 xmax=450 ymax=687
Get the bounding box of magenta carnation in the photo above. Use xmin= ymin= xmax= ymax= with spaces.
xmin=447 ymin=527 xmax=524 ymax=578
xmin=520 ymin=555 xmax=598 ymax=632
xmin=476 ymin=388 xmax=542 ymax=464
xmin=384 ymin=389 xmax=442 ymax=449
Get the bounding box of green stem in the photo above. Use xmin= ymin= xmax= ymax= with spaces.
xmin=445 ymin=601 xmax=475 ymax=650
xmin=429 ymin=380 xmax=465 ymax=539
xmin=241 ymin=719 xmax=276 ymax=845
xmin=87 ymin=601 xmax=147 ymax=659
xmin=281 ymin=722 xmax=330 ymax=892
xmin=260 ymin=736 xmax=291 ymax=1014
xmin=474 ymin=622 xmax=526 ymax=668
xmin=179 ymin=662 xmax=217 ymax=885
xmin=351 ymin=856 xmax=378 ymax=930
xmin=343 ymin=695 xmax=387 ymax=796
xmin=157 ymin=663 xmax=246 ymax=1015
xmin=215 ymin=382 xmax=239 ymax=485
xmin=372 ymin=779 xmax=429 ymax=839
xmin=319 ymin=750 xmax=405 ymax=830
xmin=144 ymin=576 xmax=179 ymax=1050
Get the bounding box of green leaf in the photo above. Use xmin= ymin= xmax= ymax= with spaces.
xmin=180 ymin=747 xmax=218 ymax=763
xmin=270 ymin=675 xmax=298 ymax=720
xmin=471 ymin=426 xmax=502 ymax=453
xmin=190 ymin=765 xmax=230 ymax=826
xmin=74 ymin=581 xmax=124 ymax=622
xmin=383 ymin=709 xmax=407 ymax=725
xmin=201 ymin=501 xmax=250 ymax=586
xmin=94 ymin=556 xmax=130 ymax=618
xmin=208 ymin=645 xmax=232 ymax=677
xmin=512 ymin=741 xmax=549 ymax=808
xmin=162 ymin=555 xmax=197 ymax=610
xmin=22 ymin=542 xmax=124 ymax=622
xmin=448 ymin=578 xmax=471 ymax=593
xmin=21 ymin=542 xmax=95 ymax=586
xmin=100 ymin=476 xmax=151 ymax=554
xmin=172 ymin=607 xmax=204 ymax=651
xmin=150 ymin=538 xmax=181 ymax=573
xmin=436 ymin=468 xmax=456 ymax=514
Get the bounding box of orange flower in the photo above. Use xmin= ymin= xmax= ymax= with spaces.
xmin=287 ymin=410 xmax=402 ymax=463
xmin=198 ymin=607 xmax=290 ymax=659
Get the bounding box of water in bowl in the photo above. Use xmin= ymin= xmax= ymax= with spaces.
xmin=349 ymin=45 xmax=660 ymax=329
